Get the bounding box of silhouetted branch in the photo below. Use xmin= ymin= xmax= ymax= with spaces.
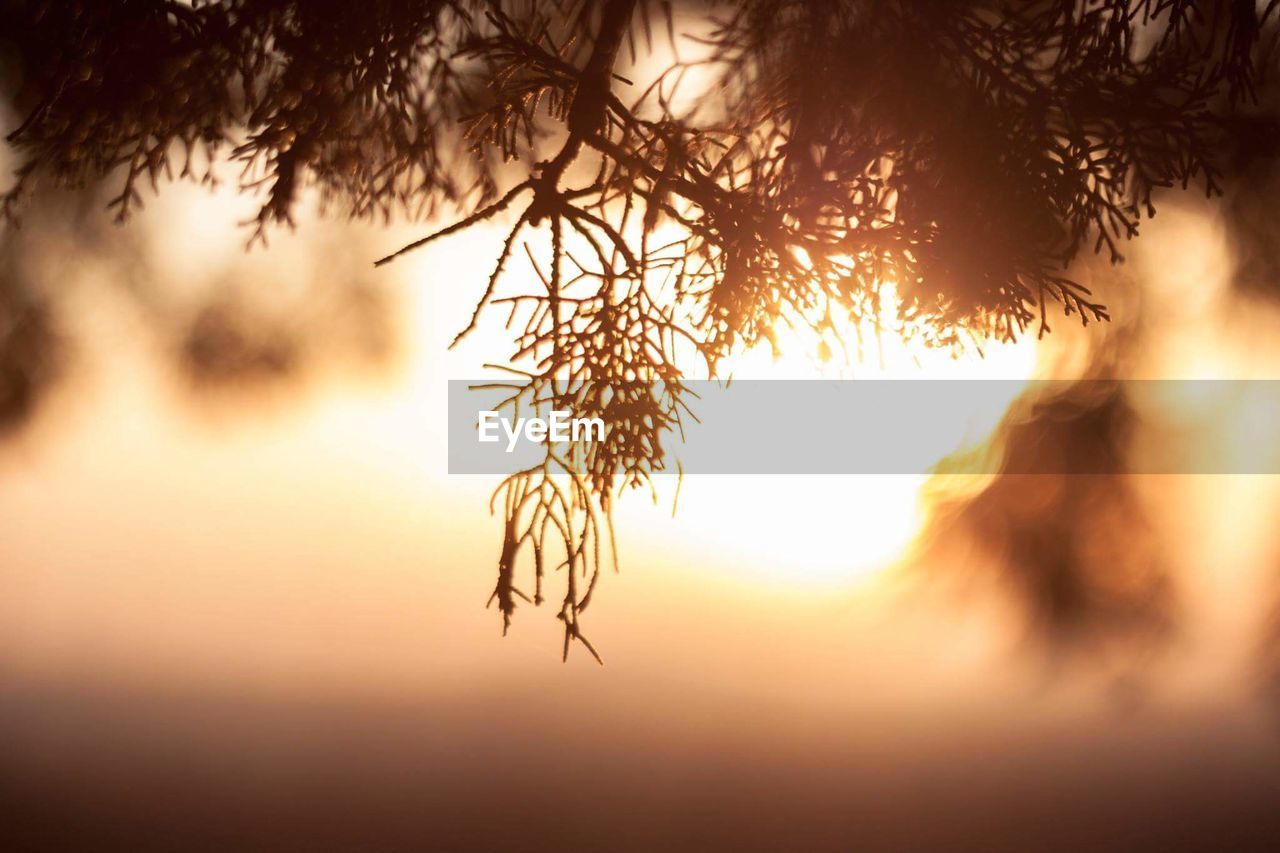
xmin=4 ymin=0 xmax=1278 ymax=654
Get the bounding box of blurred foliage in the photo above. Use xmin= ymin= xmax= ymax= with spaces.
xmin=917 ymin=387 xmax=1173 ymax=659
xmin=0 ymin=230 xmax=63 ymax=434
xmin=0 ymin=185 xmax=402 ymax=427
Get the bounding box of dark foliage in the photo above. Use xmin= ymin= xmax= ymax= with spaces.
xmin=3 ymin=0 xmax=1278 ymax=655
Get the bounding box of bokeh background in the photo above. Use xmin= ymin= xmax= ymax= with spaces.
xmin=4 ymin=127 xmax=1280 ymax=849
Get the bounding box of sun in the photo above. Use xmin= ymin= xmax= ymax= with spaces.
xmin=635 ymin=290 xmax=1042 ymax=591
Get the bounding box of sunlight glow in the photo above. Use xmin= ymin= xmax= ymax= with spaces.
xmin=663 ymin=294 xmax=1041 ymax=589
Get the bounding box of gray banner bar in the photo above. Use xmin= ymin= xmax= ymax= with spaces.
xmin=447 ymin=380 xmax=1280 ymax=475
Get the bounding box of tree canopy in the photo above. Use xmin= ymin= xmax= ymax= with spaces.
xmin=3 ymin=0 xmax=1278 ymax=657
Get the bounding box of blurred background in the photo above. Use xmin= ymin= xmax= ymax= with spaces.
xmin=5 ymin=130 xmax=1280 ymax=849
